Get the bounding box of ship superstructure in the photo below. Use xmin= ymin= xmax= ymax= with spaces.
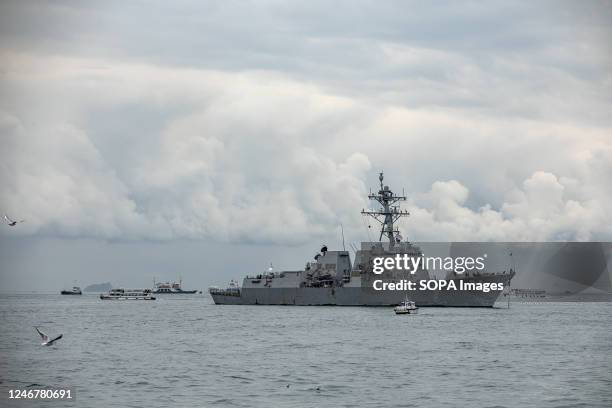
xmin=210 ymin=173 xmax=514 ymax=306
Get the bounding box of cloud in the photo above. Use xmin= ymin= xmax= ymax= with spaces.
xmin=0 ymin=1 xmax=611 ymax=244
xmin=403 ymin=171 xmax=612 ymax=241
xmin=0 ymin=110 xmax=153 ymax=238
xmin=0 ymin=55 xmax=375 ymax=243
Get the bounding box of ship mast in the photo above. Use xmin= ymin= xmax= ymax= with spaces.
xmin=361 ymin=172 xmax=409 ymax=248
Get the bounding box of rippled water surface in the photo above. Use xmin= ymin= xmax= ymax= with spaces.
xmin=0 ymin=294 xmax=611 ymax=407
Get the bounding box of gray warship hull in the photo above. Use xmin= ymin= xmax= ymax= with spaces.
xmin=210 ymin=276 xmax=509 ymax=307
xmin=210 ymin=243 xmax=513 ymax=307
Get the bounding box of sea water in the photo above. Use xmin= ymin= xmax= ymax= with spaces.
xmin=0 ymin=294 xmax=610 ymax=407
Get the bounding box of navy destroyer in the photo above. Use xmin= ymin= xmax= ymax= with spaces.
xmin=210 ymin=173 xmax=514 ymax=306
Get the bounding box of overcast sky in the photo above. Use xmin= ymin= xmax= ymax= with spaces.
xmin=1 ymin=1 xmax=611 ymax=291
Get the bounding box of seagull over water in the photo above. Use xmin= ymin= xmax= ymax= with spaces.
xmin=35 ymin=327 xmax=63 ymax=346
xmin=4 ymin=214 xmax=25 ymax=226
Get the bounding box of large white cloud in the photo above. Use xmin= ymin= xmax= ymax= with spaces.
xmin=0 ymin=0 xmax=611 ymax=244
xmin=403 ymin=171 xmax=612 ymax=241
xmin=1 ymin=53 xmax=610 ymax=243
xmin=0 ymin=54 xmax=376 ymax=243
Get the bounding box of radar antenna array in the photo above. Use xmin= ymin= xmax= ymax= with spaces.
xmin=361 ymin=172 xmax=409 ymax=248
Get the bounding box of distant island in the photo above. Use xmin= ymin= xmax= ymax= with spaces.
xmin=84 ymin=282 xmax=112 ymax=292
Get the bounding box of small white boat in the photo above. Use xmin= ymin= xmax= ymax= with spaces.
xmin=394 ymin=298 xmax=418 ymax=314
xmin=100 ymin=288 xmax=156 ymax=300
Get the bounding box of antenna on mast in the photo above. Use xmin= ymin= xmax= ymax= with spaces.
xmin=340 ymin=224 xmax=346 ymax=251
xmin=361 ymin=171 xmax=409 ymax=248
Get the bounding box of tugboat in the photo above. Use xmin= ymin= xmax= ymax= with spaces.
xmin=100 ymin=288 xmax=156 ymax=300
xmin=152 ymin=278 xmax=198 ymax=294
xmin=394 ymin=297 xmax=418 ymax=314
xmin=60 ymin=286 xmax=82 ymax=295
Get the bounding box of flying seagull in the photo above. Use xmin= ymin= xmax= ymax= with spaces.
xmin=35 ymin=327 xmax=63 ymax=346
xmin=4 ymin=214 xmax=25 ymax=226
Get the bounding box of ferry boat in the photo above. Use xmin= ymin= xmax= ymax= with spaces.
xmin=394 ymin=298 xmax=418 ymax=314
xmin=152 ymin=278 xmax=197 ymax=294
xmin=60 ymin=286 xmax=82 ymax=295
xmin=100 ymin=288 xmax=156 ymax=300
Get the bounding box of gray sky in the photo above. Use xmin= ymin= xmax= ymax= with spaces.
xmin=1 ymin=1 xmax=611 ymax=291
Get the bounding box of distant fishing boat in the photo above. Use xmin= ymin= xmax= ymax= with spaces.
xmin=100 ymin=288 xmax=156 ymax=300
xmin=60 ymin=286 xmax=82 ymax=295
xmin=152 ymin=278 xmax=197 ymax=294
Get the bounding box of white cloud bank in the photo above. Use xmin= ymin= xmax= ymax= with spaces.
xmin=1 ymin=0 xmax=611 ymax=244
xmin=405 ymin=171 xmax=611 ymax=241
xmin=1 ymin=53 xmax=610 ymax=243
xmin=0 ymin=55 xmax=376 ymax=243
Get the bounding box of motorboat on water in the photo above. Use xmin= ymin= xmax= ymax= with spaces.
xmin=100 ymin=288 xmax=156 ymax=300
xmin=394 ymin=298 xmax=418 ymax=314
xmin=60 ymin=286 xmax=82 ymax=295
